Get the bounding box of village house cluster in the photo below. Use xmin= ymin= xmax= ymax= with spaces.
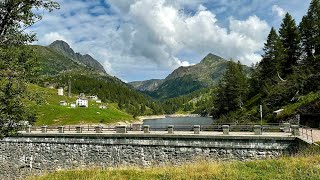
xmin=57 ymin=88 xmax=106 ymax=109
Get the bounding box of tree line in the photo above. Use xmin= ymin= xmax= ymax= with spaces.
xmin=210 ymin=0 xmax=320 ymax=123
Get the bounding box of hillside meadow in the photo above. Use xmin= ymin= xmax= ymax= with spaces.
xmin=27 ymin=84 xmax=134 ymax=126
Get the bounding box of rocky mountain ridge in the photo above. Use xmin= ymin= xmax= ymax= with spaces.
xmin=49 ymin=40 xmax=106 ymax=73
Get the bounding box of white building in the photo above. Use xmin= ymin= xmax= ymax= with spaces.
xmin=87 ymin=95 xmax=98 ymax=100
xmin=76 ymin=98 xmax=88 ymax=107
xmin=58 ymin=88 xmax=64 ymax=96
xmin=70 ymin=103 xmax=76 ymax=108
xmin=96 ymin=99 xmax=102 ymax=103
xmin=59 ymin=101 xmax=67 ymax=106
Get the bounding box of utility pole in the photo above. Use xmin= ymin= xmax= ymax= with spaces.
xmin=68 ymin=78 xmax=71 ymax=97
xmin=260 ymin=105 xmax=263 ymax=125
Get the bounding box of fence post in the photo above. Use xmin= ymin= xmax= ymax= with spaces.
xmin=168 ymin=125 xmax=174 ymax=134
xmin=222 ymin=125 xmax=229 ymax=135
xmin=95 ymin=126 xmax=102 ymax=133
xmin=41 ymin=126 xmax=47 ymax=133
xmin=194 ymin=125 xmax=200 ymax=134
xmin=283 ymin=123 xmax=290 ymax=133
xmin=291 ymin=125 xmax=300 ymax=136
xmin=254 ymin=125 xmax=262 ymax=135
xmin=58 ymin=126 xmax=65 ymax=133
xmin=26 ymin=125 xmax=32 ymax=133
xmin=143 ymin=125 xmax=150 ymax=133
xmin=76 ymin=126 xmax=83 ymax=133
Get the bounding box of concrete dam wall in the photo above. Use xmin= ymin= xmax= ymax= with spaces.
xmin=0 ymin=133 xmax=304 ymax=179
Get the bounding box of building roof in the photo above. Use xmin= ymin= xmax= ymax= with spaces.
xmin=273 ymin=109 xmax=284 ymax=113
xmin=77 ymin=97 xmax=88 ymax=100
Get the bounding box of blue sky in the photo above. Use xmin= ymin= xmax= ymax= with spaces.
xmin=30 ymin=0 xmax=311 ymax=82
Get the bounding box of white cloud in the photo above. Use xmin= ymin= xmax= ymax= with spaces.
xmin=229 ymin=15 xmax=270 ymax=42
xmin=272 ymin=5 xmax=286 ymax=18
xmin=31 ymin=0 xmax=277 ymax=81
xmin=39 ymin=32 xmax=69 ymax=45
xmin=111 ymin=0 xmax=269 ymax=69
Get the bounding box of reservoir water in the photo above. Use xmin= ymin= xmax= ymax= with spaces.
xmin=143 ymin=116 xmax=213 ymax=130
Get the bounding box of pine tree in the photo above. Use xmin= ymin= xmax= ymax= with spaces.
xmin=300 ymin=0 xmax=320 ymax=68
xmin=260 ymin=28 xmax=285 ymax=82
xmin=212 ymin=61 xmax=248 ymax=118
xmin=279 ymin=13 xmax=301 ymax=76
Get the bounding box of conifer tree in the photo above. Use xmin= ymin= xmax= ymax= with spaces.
xmin=300 ymin=0 xmax=320 ymax=68
xmin=212 ymin=61 xmax=248 ymax=118
xmin=259 ymin=27 xmax=285 ymax=83
xmin=279 ymin=13 xmax=301 ymax=76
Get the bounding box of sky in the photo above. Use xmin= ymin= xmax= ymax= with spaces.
xmin=30 ymin=0 xmax=311 ymax=82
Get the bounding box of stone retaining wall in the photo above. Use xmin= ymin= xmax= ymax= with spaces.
xmin=0 ymin=134 xmax=301 ymax=179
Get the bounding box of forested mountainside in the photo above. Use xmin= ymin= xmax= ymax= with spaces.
xmin=131 ymin=53 xmax=250 ymax=99
xmin=32 ymin=41 xmax=164 ymax=118
xmin=129 ymin=79 xmax=164 ymax=92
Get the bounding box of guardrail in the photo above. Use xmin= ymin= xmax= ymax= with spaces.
xmin=299 ymin=125 xmax=314 ymax=143
xmin=22 ymin=123 xmax=309 ymax=137
xmin=146 ymin=123 xmax=286 ymax=132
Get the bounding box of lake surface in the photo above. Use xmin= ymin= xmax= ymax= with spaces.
xmin=143 ymin=117 xmax=214 ymax=130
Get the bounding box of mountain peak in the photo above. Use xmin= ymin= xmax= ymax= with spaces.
xmin=48 ymin=40 xmax=106 ymax=73
xmin=49 ymin=40 xmax=75 ymax=55
xmin=200 ymin=53 xmax=226 ymax=64
xmin=49 ymin=40 xmax=69 ymax=46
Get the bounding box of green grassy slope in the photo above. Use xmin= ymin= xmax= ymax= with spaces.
xmin=28 ymin=84 xmax=133 ymax=126
xmin=33 ymin=45 xmax=88 ymax=76
xmin=29 ymin=155 xmax=320 ymax=180
xmin=31 ymin=43 xmax=162 ymax=117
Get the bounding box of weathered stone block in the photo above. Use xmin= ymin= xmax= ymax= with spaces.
xmin=254 ymin=125 xmax=262 ymax=135
xmin=194 ymin=125 xmax=200 ymax=134
xmin=116 ymin=125 xmax=127 ymax=133
xmin=168 ymin=125 xmax=174 ymax=134
xmin=95 ymin=126 xmax=102 ymax=133
xmin=222 ymin=125 xmax=229 ymax=135
xmin=76 ymin=126 xmax=83 ymax=133
xmin=143 ymin=125 xmax=150 ymax=133
xmin=41 ymin=126 xmax=47 ymax=133
xmin=58 ymin=126 xmax=64 ymax=133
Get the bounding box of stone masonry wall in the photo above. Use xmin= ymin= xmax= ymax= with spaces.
xmin=0 ymin=134 xmax=298 ymax=179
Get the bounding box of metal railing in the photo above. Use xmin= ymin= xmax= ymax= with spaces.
xmin=29 ymin=125 xmax=116 ymax=132
xmin=299 ymin=125 xmax=314 ymax=143
xmin=24 ymin=123 xmax=297 ymax=133
xmin=146 ymin=123 xmax=285 ymax=132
